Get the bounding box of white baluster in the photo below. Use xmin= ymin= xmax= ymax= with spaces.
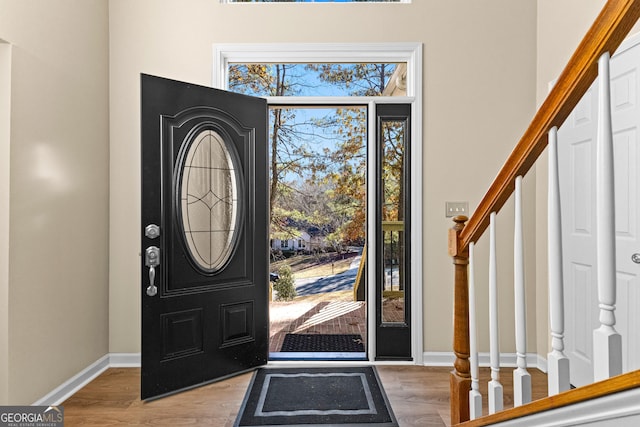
xmin=488 ymin=212 xmax=503 ymax=413
xmin=547 ymin=126 xmax=571 ymax=395
xmin=468 ymin=242 xmax=482 ymax=419
xmin=594 ymin=51 xmax=623 ymax=381
xmin=513 ymin=176 xmax=531 ymax=406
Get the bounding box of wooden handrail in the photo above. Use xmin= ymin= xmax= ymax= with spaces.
xmin=456 ymin=370 xmax=640 ymax=427
xmin=353 ymin=245 xmax=366 ymax=301
xmin=450 ymin=1 xmax=640 ymax=424
xmin=454 ymin=0 xmax=640 ymax=255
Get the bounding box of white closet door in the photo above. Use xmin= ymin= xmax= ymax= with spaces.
xmin=558 ymin=37 xmax=640 ymax=386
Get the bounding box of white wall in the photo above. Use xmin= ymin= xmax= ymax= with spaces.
xmin=0 ymin=0 xmax=110 ymax=404
xmin=109 ymin=0 xmax=538 ymax=355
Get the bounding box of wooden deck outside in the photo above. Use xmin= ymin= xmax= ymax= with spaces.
xmin=269 ymin=291 xmax=404 ymax=352
xmin=270 ymin=300 xmax=367 ymax=352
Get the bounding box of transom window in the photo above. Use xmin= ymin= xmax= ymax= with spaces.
xmin=229 ymin=63 xmax=406 ymax=97
xmin=226 ymin=1 xmax=406 ymax=3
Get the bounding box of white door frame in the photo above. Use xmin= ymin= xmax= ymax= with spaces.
xmin=213 ymin=43 xmax=423 ymax=364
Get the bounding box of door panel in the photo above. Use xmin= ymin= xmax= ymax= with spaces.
xmin=559 ymin=98 xmax=599 ymax=385
xmin=141 ymin=74 xmax=268 ymax=400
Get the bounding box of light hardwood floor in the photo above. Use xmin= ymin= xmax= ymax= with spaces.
xmin=61 ymin=366 xmax=548 ymax=426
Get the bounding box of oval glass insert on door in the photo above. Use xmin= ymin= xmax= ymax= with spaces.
xmin=179 ymin=129 xmax=240 ymax=273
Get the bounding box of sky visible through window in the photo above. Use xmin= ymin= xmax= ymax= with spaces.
xmin=268 ymin=106 xmax=365 ymax=180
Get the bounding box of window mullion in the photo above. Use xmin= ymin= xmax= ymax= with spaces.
xmin=266 ymin=96 xmax=414 ymax=106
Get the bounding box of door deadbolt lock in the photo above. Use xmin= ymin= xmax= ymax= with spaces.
xmin=632 ymin=253 xmax=640 ymax=264
xmin=145 ymin=224 xmax=160 ymax=239
xmin=145 ymin=246 xmax=160 ymax=297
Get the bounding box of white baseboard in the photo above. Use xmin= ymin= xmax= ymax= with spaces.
xmin=534 ymin=353 xmax=548 ymax=373
xmin=110 ymin=352 xmax=141 ymax=367
xmin=422 ymin=351 xmax=456 ymax=366
xmin=32 ymin=354 xmax=110 ymax=406
xmin=33 ymin=353 xmax=141 ymax=406
xmin=424 ymin=351 xmax=548 ymax=372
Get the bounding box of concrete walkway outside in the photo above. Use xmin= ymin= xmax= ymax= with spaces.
xmin=293 ymin=253 xmax=362 ymax=296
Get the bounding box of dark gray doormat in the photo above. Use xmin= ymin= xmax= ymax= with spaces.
xmin=234 ymin=366 xmax=398 ymax=427
xmin=280 ymin=334 xmax=365 ymax=352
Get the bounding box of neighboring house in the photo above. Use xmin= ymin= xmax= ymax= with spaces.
xmin=271 ymin=229 xmax=330 ymax=254
xmin=271 ymin=231 xmax=310 ymax=253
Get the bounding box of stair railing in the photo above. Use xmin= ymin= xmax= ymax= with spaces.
xmin=449 ymin=0 xmax=640 ymax=424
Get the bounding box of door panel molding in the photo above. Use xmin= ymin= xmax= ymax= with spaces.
xmin=220 ymin=300 xmax=255 ymax=348
xmin=160 ymin=308 xmax=204 ymax=361
xmin=161 ymin=107 xmax=255 ymax=295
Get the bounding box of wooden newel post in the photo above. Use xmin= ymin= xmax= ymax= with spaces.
xmin=449 ymin=215 xmax=470 ymax=424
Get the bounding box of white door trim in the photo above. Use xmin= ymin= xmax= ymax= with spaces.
xmin=213 ymin=42 xmax=423 ymax=363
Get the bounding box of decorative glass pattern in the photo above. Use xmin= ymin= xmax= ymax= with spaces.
xmin=180 ymin=129 xmax=239 ymax=272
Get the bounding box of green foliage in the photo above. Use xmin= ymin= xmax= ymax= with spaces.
xmin=273 ymin=265 xmax=297 ymax=301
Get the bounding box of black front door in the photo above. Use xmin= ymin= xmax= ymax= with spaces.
xmin=140 ymin=74 xmax=268 ymax=400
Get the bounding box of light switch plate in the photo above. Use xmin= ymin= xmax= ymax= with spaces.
xmin=445 ymin=201 xmax=469 ymax=218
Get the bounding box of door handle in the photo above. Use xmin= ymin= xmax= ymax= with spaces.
xmin=632 ymin=253 xmax=640 ymax=264
xmin=145 ymin=246 xmax=160 ymax=296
